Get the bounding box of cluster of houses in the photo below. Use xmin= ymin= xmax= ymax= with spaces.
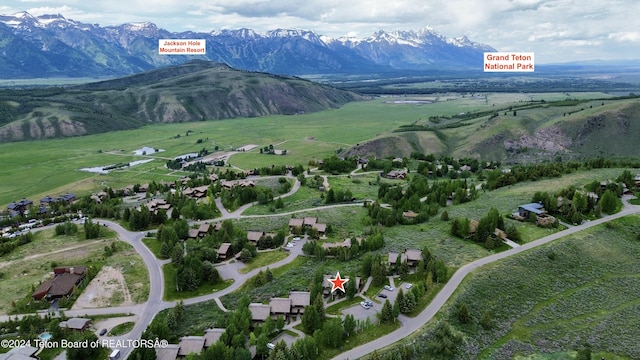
xmin=248 ymin=291 xmax=311 ymax=323
xmin=288 ymin=217 xmax=327 ymax=237
xmin=6 ymin=193 xmax=76 ymax=218
xmin=32 ymin=265 xmax=87 ymax=301
xmin=155 ymin=328 xmax=226 ymax=360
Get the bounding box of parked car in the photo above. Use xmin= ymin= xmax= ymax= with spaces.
xmin=267 ymin=343 xmax=275 ymax=350
xmin=360 ymin=301 xmax=371 ymax=309
xmin=378 ymin=293 xmax=387 ymax=298
xmin=99 ymin=328 xmax=107 ymax=336
xmin=384 ymin=285 xmax=394 ymax=291
xmin=405 ymin=283 xmax=413 ymax=289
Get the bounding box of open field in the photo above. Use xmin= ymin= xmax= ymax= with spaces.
xmin=376 ymin=215 xmax=640 ymax=360
xmin=1 ymin=93 xmax=591 ymax=207
xmin=238 ymin=250 xmax=289 ymax=274
xmin=162 ymin=264 xmax=233 ymax=301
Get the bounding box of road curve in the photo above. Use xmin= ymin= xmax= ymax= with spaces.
xmin=332 ymin=200 xmax=640 ymax=360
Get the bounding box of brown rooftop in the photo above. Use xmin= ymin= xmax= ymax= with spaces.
xmin=217 ymin=243 xmax=231 ymax=255
xmin=247 ymin=231 xmax=264 ymax=242
xmin=249 ymin=303 xmax=271 ymax=321
xmin=178 ymin=336 xmax=205 ymax=356
xmin=303 ymin=217 xmax=317 ymax=226
xmin=203 ymin=328 xmax=226 ymax=347
xmin=288 ymin=218 xmax=304 ymax=228
xmin=269 ymin=298 xmax=292 ymax=314
xmin=289 ymin=291 xmax=311 ymax=308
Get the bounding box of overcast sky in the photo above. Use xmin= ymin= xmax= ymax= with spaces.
xmin=2 ymin=0 xmax=640 ymax=63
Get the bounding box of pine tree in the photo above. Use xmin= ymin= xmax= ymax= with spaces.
xmin=380 ymin=299 xmax=394 ymax=323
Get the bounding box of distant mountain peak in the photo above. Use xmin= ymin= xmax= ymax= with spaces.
xmin=0 ymin=10 xmax=496 ymax=78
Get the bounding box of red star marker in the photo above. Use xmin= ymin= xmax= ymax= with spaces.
xmin=329 ymin=271 xmax=349 ymax=293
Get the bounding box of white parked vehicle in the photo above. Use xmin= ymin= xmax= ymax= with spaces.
xmin=405 ymin=283 xmax=413 ymax=289
xmin=384 ymin=285 xmax=394 ymax=291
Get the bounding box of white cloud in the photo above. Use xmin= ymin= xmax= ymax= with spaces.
xmin=608 ymin=32 xmax=640 ymax=43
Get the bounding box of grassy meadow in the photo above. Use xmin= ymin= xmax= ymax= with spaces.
xmin=1 ymin=92 xmax=582 ymax=208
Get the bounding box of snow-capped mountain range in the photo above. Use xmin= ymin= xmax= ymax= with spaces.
xmin=0 ymin=11 xmax=496 ymax=78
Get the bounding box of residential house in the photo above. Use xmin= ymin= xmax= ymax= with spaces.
xmin=147 ymin=198 xmax=172 ymax=213
xmin=198 ymin=223 xmax=211 ymax=238
xmin=249 ymin=303 xmax=271 ymax=323
xmin=155 ymin=328 xmax=225 ymax=360
xmin=59 ymin=317 xmax=91 ymax=331
xmin=516 ymin=202 xmax=556 ymax=226
xmin=303 ymin=217 xmax=317 ymax=227
xmin=220 ymin=180 xmax=255 ymax=189
xmin=322 ymin=274 xmax=359 ymax=296
xmin=385 ymin=170 xmax=407 ymax=180
xmin=387 ymin=249 xmax=422 ymax=267
xmin=59 ymin=193 xmax=76 ymax=205
xmin=187 ymin=228 xmax=200 ymax=239
xmin=312 ymin=223 xmax=327 ymax=236
xmin=156 ymin=344 xmax=180 ymax=360
xmin=177 ymin=336 xmax=206 ymax=358
xmin=289 ymin=291 xmax=311 ymax=314
xmin=187 ymin=223 xmax=213 ymax=239
xmin=405 ymin=249 xmax=423 ymax=267
xmin=288 ymin=218 xmax=304 ymax=232
xmin=0 ymin=345 xmax=40 ymax=359
xmin=387 ymin=251 xmax=407 ymax=266
xmin=216 ymin=243 xmax=232 ymax=260
xmin=518 ymin=203 xmax=545 ymax=219
xmin=40 ymin=195 xmax=57 ymax=207
xmin=32 ymin=266 xmax=87 ymax=301
xmin=203 ymin=328 xmax=226 ymax=347
xmin=184 ymin=185 xmax=209 ymax=199
xmin=247 ymin=231 xmax=265 ymax=245
xmin=7 ymin=198 xmax=33 ymax=216
xmin=269 ymin=298 xmax=292 ymax=318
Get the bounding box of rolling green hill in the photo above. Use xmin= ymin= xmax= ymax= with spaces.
xmin=0 ymin=60 xmax=364 ymax=142
xmin=343 ymin=96 xmax=640 ymax=162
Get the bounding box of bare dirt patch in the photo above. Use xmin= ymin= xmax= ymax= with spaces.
xmin=72 ymin=265 xmax=132 ymax=309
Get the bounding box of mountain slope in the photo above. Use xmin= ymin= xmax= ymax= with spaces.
xmin=0 ymin=11 xmax=496 ymax=78
xmin=342 ymin=97 xmax=640 ymax=162
xmin=0 ymin=60 xmax=364 ymax=142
